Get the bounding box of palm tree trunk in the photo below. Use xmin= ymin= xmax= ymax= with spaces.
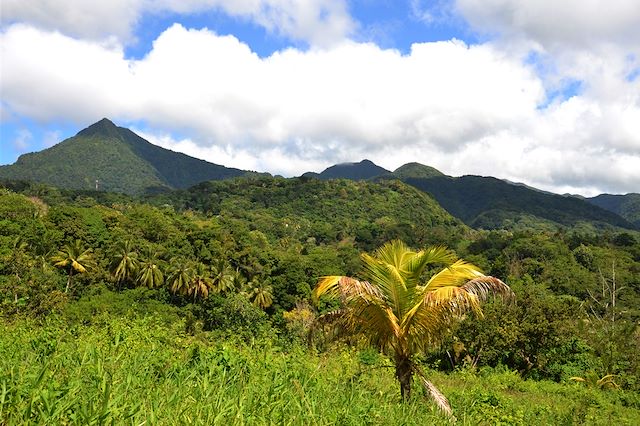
xmin=65 ymin=269 xmax=73 ymax=293
xmin=395 ymin=354 xmax=413 ymax=401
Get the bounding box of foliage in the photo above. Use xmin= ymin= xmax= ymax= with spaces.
xmin=0 ymin=118 xmax=246 ymax=194
xmin=314 ymin=240 xmax=512 ymax=413
xmin=1 ymin=317 xmax=639 ymax=425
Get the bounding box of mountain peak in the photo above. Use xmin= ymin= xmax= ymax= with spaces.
xmin=77 ymin=118 xmax=120 ymax=138
xmin=315 ymin=159 xmax=390 ymax=180
xmin=393 ymin=162 xmax=444 ymax=179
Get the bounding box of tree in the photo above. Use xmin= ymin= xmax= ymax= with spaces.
xmin=110 ymin=240 xmax=139 ymax=288
xmin=136 ymin=248 xmax=164 ymax=289
xmin=50 ymin=240 xmax=94 ymax=293
xmin=211 ymin=259 xmax=235 ymax=294
xmin=189 ymin=263 xmax=214 ymax=301
xmin=166 ymin=258 xmax=194 ymax=296
xmin=243 ymin=278 xmax=274 ymax=309
xmin=313 ymin=240 xmax=512 ymax=414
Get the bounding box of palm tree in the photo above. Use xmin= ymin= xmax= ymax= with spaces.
xmin=136 ymin=248 xmax=164 ymax=289
xmin=110 ymin=240 xmax=139 ymax=288
xmin=50 ymin=240 xmax=94 ymax=293
xmin=313 ymin=240 xmax=512 ymax=414
xmin=189 ymin=263 xmax=214 ymax=301
xmin=166 ymin=258 xmax=194 ymax=296
xmin=210 ymin=259 xmax=235 ymax=294
xmin=244 ymin=278 xmax=274 ymax=309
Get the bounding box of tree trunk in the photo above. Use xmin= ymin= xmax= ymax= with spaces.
xmin=65 ymin=269 xmax=74 ymax=293
xmin=395 ymin=354 xmax=413 ymax=401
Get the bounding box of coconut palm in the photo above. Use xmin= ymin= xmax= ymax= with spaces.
xmin=244 ymin=278 xmax=274 ymax=309
xmin=313 ymin=240 xmax=512 ymax=414
xmin=136 ymin=248 xmax=164 ymax=289
xmin=111 ymin=240 xmax=139 ymax=287
xmin=50 ymin=240 xmax=94 ymax=293
xmin=189 ymin=263 xmax=214 ymax=300
xmin=211 ymin=259 xmax=235 ymax=294
xmin=167 ymin=258 xmax=194 ymax=296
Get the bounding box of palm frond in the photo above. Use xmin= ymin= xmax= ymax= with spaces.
xmin=424 ymin=259 xmax=484 ymax=291
xmin=413 ymin=366 xmax=452 ymax=416
xmin=460 ymin=276 xmax=514 ymax=303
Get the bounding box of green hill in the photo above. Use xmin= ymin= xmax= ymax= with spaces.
xmin=302 ymin=159 xmax=391 ymax=180
xmin=0 ymin=118 xmax=247 ymax=194
xmin=587 ymin=193 xmax=640 ymax=228
xmin=405 ymin=175 xmax=637 ymax=231
xmin=152 ymin=176 xmax=467 ymax=251
xmin=301 ymin=160 xmax=636 ymax=231
xmin=392 ymin=162 xmax=444 ymax=179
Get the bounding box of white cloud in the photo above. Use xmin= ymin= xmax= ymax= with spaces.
xmin=1 ymin=22 xmax=638 ymax=195
xmin=455 ymin=0 xmax=640 ymax=50
xmin=0 ymin=0 xmax=354 ymax=46
xmin=12 ymin=129 xmax=32 ymax=150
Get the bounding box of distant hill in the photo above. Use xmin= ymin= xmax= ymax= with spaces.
xmin=157 ymin=176 xmax=467 ymax=250
xmin=302 ymin=159 xmax=391 ymax=180
xmin=0 ymin=118 xmax=248 ymax=194
xmin=302 ymin=159 xmax=637 ymax=231
xmin=587 ymin=193 xmax=640 ymax=228
xmin=405 ymin=175 xmax=637 ymax=231
xmin=392 ymin=163 xmax=444 ymax=179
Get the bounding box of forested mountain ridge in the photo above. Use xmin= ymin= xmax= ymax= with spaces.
xmin=404 ymin=175 xmax=638 ymax=231
xmin=302 ymin=160 xmax=638 ymax=231
xmin=302 ymin=159 xmax=391 ymax=180
xmin=587 ymin=193 xmax=640 ymax=228
xmin=0 ymin=118 xmax=249 ymax=194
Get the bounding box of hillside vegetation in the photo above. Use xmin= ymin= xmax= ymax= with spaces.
xmin=0 ymin=119 xmax=246 ymax=194
xmin=1 ymin=177 xmax=639 ymax=423
xmin=588 ymin=193 xmax=640 ymax=227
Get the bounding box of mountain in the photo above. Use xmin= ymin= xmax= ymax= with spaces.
xmin=404 ymin=175 xmax=637 ymax=231
xmin=0 ymin=118 xmax=247 ymax=194
xmin=302 ymin=159 xmax=391 ymax=180
xmin=392 ymin=162 xmax=444 ymax=179
xmin=158 ymin=176 xmax=467 ymax=251
xmin=302 ymin=159 xmax=637 ymax=231
xmin=587 ymin=193 xmax=640 ymax=228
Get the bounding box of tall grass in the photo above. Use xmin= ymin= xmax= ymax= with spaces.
xmin=1 ymin=317 xmax=638 ymax=425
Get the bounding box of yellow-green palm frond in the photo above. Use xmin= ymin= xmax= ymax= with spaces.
xmin=345 ymin=299 xmax=401 ymax=349
xmin=460 ymin=276 xmax=514 ymax=303
xmin=406 ymin=246 xmax=457 ymax=283
xmin=424 ymin=259 xmax=484 ymax=291
xmin=314 ymin=276 xmax=383 ymax=302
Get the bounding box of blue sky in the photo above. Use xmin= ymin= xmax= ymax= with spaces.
xmin=1 ymin=0 xmax=639 ymax=195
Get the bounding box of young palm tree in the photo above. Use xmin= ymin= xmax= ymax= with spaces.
xmin=166 ymin=258 xmax=194 ymax=296
xmin=50 ymin=240 xmax=94 ymax=293
xmin=111 ymin=240 xmax=139 ymax=288
xmin=313 ymin=240 xmax=512 ymax=414
xmin=136 ymin=248 xmax=164 ymax=289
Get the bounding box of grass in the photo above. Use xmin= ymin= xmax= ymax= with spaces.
xmin=1 ymin=316 xmax=639 ymax=425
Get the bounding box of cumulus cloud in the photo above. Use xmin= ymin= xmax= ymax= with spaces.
xmin=455 ymin=0 xmax=640 ymax=50
xmin=0 ymin=0 xmax=354 ymax=46
xmin=1 ymin=18 xmax=639 ymax=195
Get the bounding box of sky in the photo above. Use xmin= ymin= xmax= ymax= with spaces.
xmin=1 ymin=0 xmax=639 ymax=196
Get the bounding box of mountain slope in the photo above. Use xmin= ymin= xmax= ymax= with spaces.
xmin=302 ymin=159 xmax=391 ymax=180
xmin=587 ymin=193 xmax=640 ymax=228
xmin=392 ymin=162 xmax=444 ymax=179
xmin=405 ymin=175 xmax=637 ymax=231
xmin=0 ymin=118 xmax=246 ymax=194
xmin=302 ymin=159 xmax=635 ymax=231
xmin=157 ymin=176 xmax=467 ymax=250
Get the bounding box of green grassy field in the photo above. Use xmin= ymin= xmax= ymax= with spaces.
xmin=2 ymin=316 xmax=638 ymax=425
